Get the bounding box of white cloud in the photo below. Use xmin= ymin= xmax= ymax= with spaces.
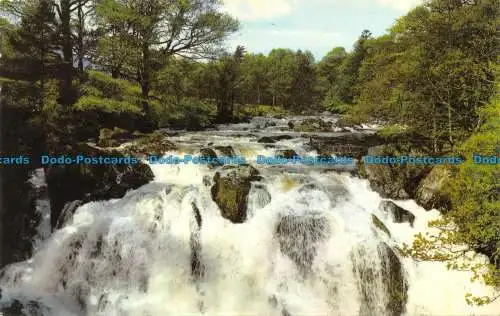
xmin=223 ymin=0 xmax=294 ymax=21
xmin=375 ymin=0 xmax=422 ymax=11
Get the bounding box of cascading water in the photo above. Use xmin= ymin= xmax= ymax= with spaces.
xmin=0 ymin=119 xmax=498 ymax=316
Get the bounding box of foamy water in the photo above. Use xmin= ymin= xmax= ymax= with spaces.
xmin=0 ymin=127 xmax=498 ymax=316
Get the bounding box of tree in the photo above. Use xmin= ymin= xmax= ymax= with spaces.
xmin=215 ymin=45 xmax=245 ymax=122
xmin=267 ymin=48 xmax=295 ymax=107
xmin=2 ymin=0 xmax=60 ymax=110
xmin=403 ymin=89 xmax=500 ymax=305
xmin=239 ymin=53 xmax=269 ymax=105
xmin=95 ymin=0 xmax=239 ymax=119
xmin=290 ymin=49 xmax=316 ymax=111
xmin=339 ymin=29 xmax=372 ymax=104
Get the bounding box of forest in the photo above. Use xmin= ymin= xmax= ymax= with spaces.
xmin=0 ymin=0 xmax=498 ymax=306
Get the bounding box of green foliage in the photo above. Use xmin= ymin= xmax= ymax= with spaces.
xmin=402 ymin=93 xmax=500 ymax=305
xmin=323 ymin=90 xmax=350 ymax=114
xmin=237 ymin=104 xmax=288 ymax=118
xmin=75 ymin=71 xmax=143 ymax=115
xmin=74 ymin=96 xmax=143 ymax=114
xmin=349 ymin=0 xmax=498 ymax=151
xmin=378 ymin=124 xmax=407 ymax=138
xmin=151 ymin=97 xmax=217 ymax=130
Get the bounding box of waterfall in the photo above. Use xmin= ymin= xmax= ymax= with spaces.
xmin=27 ymin=168 xmax=52 ymax=250
xmin=0 ymin=128 xmax=498 ymax=316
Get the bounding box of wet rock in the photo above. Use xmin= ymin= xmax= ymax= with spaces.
xmin=202 ymin=175 xmax=212 ymax=187
xmin=360 ymin=145 xmax=430 ymax=199
xmin=190 ymin=203 xmax=204 ymax=280
xmin=210 ymin=165 xmax=261 ymax=223
xmin=200 ymin=148 xmax=218 ymax=159
xmin=371 ymin=214 xmax=391 ymax=237
xmin=379 ymin=243 xmax=409 ymax=316
xmin=294 ymin=118 xmax=333 ymax=132
xmin=380 ymin=201 xmax=415 ymax=227
xmin=214 ymin=146 xmax=236 ymax=157
xmin=1 ymin=167 xmax=40 ymax=266
xmin=309 ymin=134 xmax=383 ymax=159
xmin=288 ymin=121 xmax=294 ymax=130
xmin=46 ymin=143 xmax=154 ymax=229
xmin=275 ymin=214 xmax=331 ymax=276
xmin=257 ymin=136 xmax=276 ymax=144
xmin=120 ymin=131 xmax=176 ymax=157
xmin=248 ymin=184 xmax=272 ymax=210
xmin=275 ymin=149 xmax=299 ymax=159
xmin=415 ymin=165 xmax=451 ymax=211
xmin=0 ymin=299 xmax=45 ymax=316
xmin=264 ymin=121 xmax=277 ymax=128
xmin=271 ymin=135 xmax=294 ymax=141
xmin=56 ymin=200 xmax=84 ymax=229
xmin=352 ymin=243 xmax=408 ymax=316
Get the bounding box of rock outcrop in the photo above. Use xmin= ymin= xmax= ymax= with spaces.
xmin=359 ymin=145 xmax=430 ymax=199
xmin=46 ymin=143 xmax=154 ymax=229
xmin=379 ymin=201 xmax=415 ymax=227
xmin=415 ymin=165 xmax=451 ymax=211
xmin=210 ymin=165 xmax=261 ymax=223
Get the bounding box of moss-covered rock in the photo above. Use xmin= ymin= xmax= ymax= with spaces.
xmin=379 ymin=201 xmax=415 ymax=227
xmin=415 ymin=165 xmax=452 ymax=211
xmin=210 ymin=165 xmax=261 ymax=223
xmin=46 ymin=143 xmax=154 ymax=229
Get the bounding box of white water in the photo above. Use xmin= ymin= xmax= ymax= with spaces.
xmin=27 ymin=168 xmax=52 ymax=250
xmin=1 ymin=124 xmax=499 ymax=316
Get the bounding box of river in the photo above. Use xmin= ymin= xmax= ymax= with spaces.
xmin=0 ymin=116 xmax=498 ymax=315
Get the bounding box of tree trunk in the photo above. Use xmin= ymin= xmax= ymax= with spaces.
xmin=60 ymin=0 xmax=73 ymax=105
xmin=257 ymin=82 xmax=261 ymax=104
xmin=77 ymin=2 xmax=85 ymax=72
xmin=433 ymin=104 xmax=438 ymax=154
xmin=140 ymin=42 xmax=150 ymax=114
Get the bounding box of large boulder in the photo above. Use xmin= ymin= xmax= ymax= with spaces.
xmin=359 ymin=145 xmax=430 ymax=199
xmin=415 ymin=165 xmax=452 ymax=211
xmin=210 ymin=165 xmax=261 ymax=223
xmin=46 ymin=143 xmax=154 ymax=229
xmin=275 ymin=213 xmax=331 ymax=276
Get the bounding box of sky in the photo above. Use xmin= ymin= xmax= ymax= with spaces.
xmin=222 ymin=0 xmax=423 ymax=61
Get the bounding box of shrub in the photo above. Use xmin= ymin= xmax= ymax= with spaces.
xmin=152 ymin=97 xmax=217 ymax=130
